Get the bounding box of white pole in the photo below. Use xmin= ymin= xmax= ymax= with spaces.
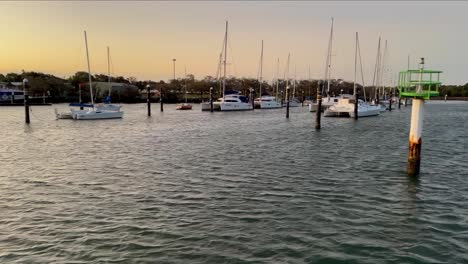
xmin=84 ymin=30 xmax=94 ymax=106
xmin=408 ymin=98 xmax=424 ymax=176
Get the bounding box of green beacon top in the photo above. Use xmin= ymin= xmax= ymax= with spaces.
xmin=398 ymin=58 xmax=442 ymax=100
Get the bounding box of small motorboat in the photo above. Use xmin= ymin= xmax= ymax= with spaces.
xmin=176 ymin=103 xmax=193 ymax=110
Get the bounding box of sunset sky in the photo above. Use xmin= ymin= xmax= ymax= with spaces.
xmin=1 ymin=1 xmax=467 ymax=85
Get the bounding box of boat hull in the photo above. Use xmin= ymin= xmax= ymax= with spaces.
xmin=176 ymin=103 xmax=193 ymax=110
xmin=74 ymin=110 xmax=123 ymax=120
xmin=201 ymin=102 xmax=212 ymax=111
xmin=217 ymin=102 xmax=253 ymax=111
xmin=309 ymin=102 xmax=334 ymax=112
xmin=254 ymin=101 xmax=282 ymax=109
xmin=349 ymin=107 xmax=380 ymax=117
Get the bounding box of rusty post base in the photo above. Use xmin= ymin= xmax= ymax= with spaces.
xmin=407 ymin=138 xmax=422 ymax=176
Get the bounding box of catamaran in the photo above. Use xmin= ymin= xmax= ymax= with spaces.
xmin=324 ymin=32 xmax=380 ymax=118
xmin=212 ymin=21 xmax=253 ymax=111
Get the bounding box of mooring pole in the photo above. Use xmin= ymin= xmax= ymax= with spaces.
xmin=146 ymin=84 xmax=151 ymax=116
xmin=354 ymin=93 xmax=358 ymax=120
xmin=79 ymin=84 xmax=84 ymax=110
xmin=398 ymin=96 xmax=401 ymax=109
xmin=209 ymin=87 xmax=214 ymax=112
xmin=251 ymin=88 xmax=255 ymax=109
xmin=23 ymin=78 xmax=30 ymax=124
xmin=388 ymin=92 xmax=392 ymax=112
xmin=160 ymin=86 xmax=164 ymax=112
xmin=315 ymin=82 xmax=322 ymax=129
xmin=407 ymin=98 xmax=424 ymax=176
xmin=301 ymin=90 xmax=305 ymax=106
xmin=286 ymin=86 xmax=290 ymax=118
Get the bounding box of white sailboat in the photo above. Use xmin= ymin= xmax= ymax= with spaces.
xmin=325 ymin=32 xmax=380 ymax=118
xmin=370 ymin=37 xmax=387 ymax=112
xmin=95 ymin=46 xmax=122 ymax=112
xmin=72 ymin=31 xmax=123 ymax=120
xmin=282 ymin=53 xmax=300 ymax=108
xmin=310 ymin=18 xmax=339 ymax=112
xmin=213 ymin=21 xmax=253 ymax=111
xmin=254 ymin=40 xmax=281 ymax=109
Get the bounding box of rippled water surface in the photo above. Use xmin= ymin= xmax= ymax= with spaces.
xmin=1 ymin=102 xmax=467 ymax=263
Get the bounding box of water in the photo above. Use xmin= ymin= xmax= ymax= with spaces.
xmin=1 ymin=102 xmax=467 ymax=263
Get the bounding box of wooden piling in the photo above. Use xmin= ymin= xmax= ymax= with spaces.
xmin=315 ymin=83 xmax=322 ymax=129
xmin=209 ymin=87 xmax=214 ymax=112
xmin=407 ymin=98 xmax=424 ymax=176
xmin=398 ymin=96 xmax=401 ymax=109
xmin=389 ymin=93 xmax=392 ymax=112
xmin=354 ymin=94 xmax=358 ymax=120
xmin=147 ymin=85 xmax=151 ymax=117
xmin=160 ymin=86 xmax=164 ymax=112
xmin=24 ymin=94 xmax=30 ymax=124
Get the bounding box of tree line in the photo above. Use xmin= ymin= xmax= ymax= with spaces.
xmin=1 ymin=71 xmax=467 ymax=103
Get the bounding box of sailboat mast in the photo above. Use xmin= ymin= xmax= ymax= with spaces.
xmin=275 ymin=58 xmax=279 ymax=99
xmin=293 ymin=64 xmax=296 ymax=98
xmin=107 ymin=46 xmax=111 ymax=96
xmin=259 ymin=40 xmax=263 ymax=98
xmin=184 ymin=66 xmax=188 ymax=103
xmin=216 ymin=52 xmax=222 ymax=95
xmin=323 ymin=17 xmax=334 ymax=97
xmin=372 ymin=37 xmax=381 ymax=101
xmin=357 ymin=34 xmax=367 ymax=101
xmin=84 ymin=30 xmax=94 ymax=106
xmin=222 ymin=21 xmax=228 ymax=100
xmin=381 ymin=40 xmax=388 ymax=99
xmin=353 ymin=32 xmax=357 ymax=97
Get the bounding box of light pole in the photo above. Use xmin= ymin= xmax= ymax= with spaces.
xmin=23 ymin=78 xmax=30 ymax=124
xmin=172 ymin=59 xmax=176 ymax=81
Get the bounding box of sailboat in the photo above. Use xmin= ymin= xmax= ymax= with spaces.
xmin=72 ymin=31 xmax=123 ymax=120
xmin=288 ymin=64 xmax=301 ymax=107
xmin=212 ymin=21 xmax=253 ymax=111
xmin=254 ymin=40 xmax=281 ymax=109
xmin=176 ymin=66 xmax=193 ymax=110
xmin=324 ymin=32 xmax=380 ymax=118
xmin=94 ymin=46 xmax=122 ymax=112
xmin=309 ymin=18 xmax=339 ymax=112
xmin=370 ymin=37 xmax=387 ymax=112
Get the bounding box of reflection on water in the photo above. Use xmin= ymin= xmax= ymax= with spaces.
xmin=0 ymin=101 xmax=467 ymax=263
